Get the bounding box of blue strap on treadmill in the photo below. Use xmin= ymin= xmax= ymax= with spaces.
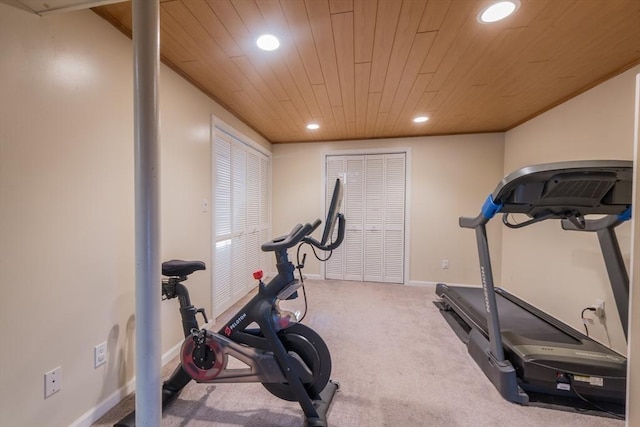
xmin=618 ymin=206 xmax=632 ymax=221
xmin=481 ymin=195 xmax=503 ymax=219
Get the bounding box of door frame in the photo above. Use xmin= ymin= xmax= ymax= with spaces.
xmin=321 ymin=147 xmax=412 ymax=284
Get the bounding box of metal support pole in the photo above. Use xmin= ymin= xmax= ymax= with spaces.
xmin=133 ymin=0 xmax=161 ymax=425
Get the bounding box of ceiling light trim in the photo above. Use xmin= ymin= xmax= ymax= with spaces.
xmin=478 ymin=1 xmax=520 ymax=24
xmin=256 ymin=34 xmax=280 ymax=51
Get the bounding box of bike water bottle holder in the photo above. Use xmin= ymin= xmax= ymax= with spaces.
xmin=277 ymin=280 xmax=301 ymax=301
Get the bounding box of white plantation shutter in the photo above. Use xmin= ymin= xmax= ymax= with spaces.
xmin=232 ymin=145 xmax=246 ymax=233
xmin=247 ymin=152 xmax=260 ymax=229
xmin=260 ymin=157 xmax=270 ymax=226
xmin=214 ymin=240 xmax=231 ymax=308
xmin=213 ymin=128 xmax=271 ymax=315
xmin=260 ymin=227 xmax=270 ymax=274
xmin=260 ymin=157 xmax=270 ymax=273
xmin=214 ymin=138 xmax=232 ymax=238
xmin=246 ymin=230 xmax=260 ymax=282
xmin=325 ymin=152 xmax=405 ymax=284
xmin=231 ymin=233 xmax=247 ymax=299
xmin=231 ymin=143 xmax=247 ymax=301
xmin=214 ymin=136 xmax=232 ymax=309
xmin=246 ymin=152 xmax=261 ymax=279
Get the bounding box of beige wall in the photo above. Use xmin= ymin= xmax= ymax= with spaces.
xmin=503 ymin=65 xmax=640 ymax=356
xmin=272 ymin=134 xmax=505 ymax=285
xmin=0 ymin=5 xmax=269 ymax=427
xmin=1 ymin=2 xmax=637 ymax=426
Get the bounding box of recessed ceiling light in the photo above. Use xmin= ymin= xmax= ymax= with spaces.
xmin=306 ymin=123 xmax=320 ymax=130
xmin=256 ymin=34 xmax=280 ymax=51
xmin=478 ymin=1 xmax=520 ymax=23
xmin=413 ymin=116 xmax=429 ymax=123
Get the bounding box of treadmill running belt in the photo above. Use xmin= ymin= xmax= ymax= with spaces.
xmin=451 ymin=287 xmax=579 ymax=345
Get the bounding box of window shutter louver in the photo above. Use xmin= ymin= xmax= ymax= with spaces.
xmin=260 ymin=157 xmax=270 ymax=273
xmin=232 ymin=144 xmax=247 ymax=233
xmin=214 ymin=137 xmax=231 ymax=238
xmin=214 ymin=240 xmax=231 ymax=308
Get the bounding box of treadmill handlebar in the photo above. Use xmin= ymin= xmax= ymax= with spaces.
xmin=619 ymin=206 xmax=632 ymax=221
xmin=561 ymin=207 xmax=632 ymax=232
xmin=462 ymin=196 xmax=632 ymax=232
xmin=460 ymin=194 xmax=502 ymax=229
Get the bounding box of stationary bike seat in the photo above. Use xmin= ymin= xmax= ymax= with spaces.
xmin=162 ymin=260 xmax=206 ymax=277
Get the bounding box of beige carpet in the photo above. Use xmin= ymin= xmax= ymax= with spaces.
xmin=93 ymin=279 xmax=624 ymax=427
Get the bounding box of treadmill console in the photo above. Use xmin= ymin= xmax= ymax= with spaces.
xmin=492 ymin=160 xmax=632 ymax=219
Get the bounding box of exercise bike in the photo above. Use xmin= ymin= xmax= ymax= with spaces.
xmin=115 ymin=179 xmax=345 ymax=427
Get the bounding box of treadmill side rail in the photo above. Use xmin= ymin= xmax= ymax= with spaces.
xmin=468 ymin=329 xmax=529 ymax=405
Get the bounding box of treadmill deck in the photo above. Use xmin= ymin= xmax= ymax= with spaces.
xmin=435 ymin=283 xmax=626 ymax=408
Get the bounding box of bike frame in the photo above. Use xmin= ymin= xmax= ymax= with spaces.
xmin=116 ymin=242 xmax=336 ymax=427
xmin=219 ymin=247 xmax=300 ymax=347
xmin=115 ymin=179 xmax=345 ymax=427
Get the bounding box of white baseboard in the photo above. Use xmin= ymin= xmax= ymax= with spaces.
xmin=69 ymin=320 xmax=214 ymax=427
xmin=69 ymin=378 xmax=136 ymax=427
xmin=406 ymin=280 xmax=438 ymax=287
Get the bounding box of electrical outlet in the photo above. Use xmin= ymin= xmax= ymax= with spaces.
xmin=595 ymin=299 xmax=605 ymax=318
xmin=441 ymin=259 xmax=449 ymax=269
xmin=94 ymin=342 xmax=107 ymax=368
xmin=45 ymin=366 xmax=61 ymax=398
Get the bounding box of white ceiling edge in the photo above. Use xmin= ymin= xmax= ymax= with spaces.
xmin=1 ymin=0 xmax=126 ymax=15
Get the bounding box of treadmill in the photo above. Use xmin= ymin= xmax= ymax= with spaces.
xmin=434 ymin=160 xmax=631 ymax=415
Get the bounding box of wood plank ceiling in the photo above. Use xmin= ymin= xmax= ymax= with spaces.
xmin=93 ymin=0 xmax=640 ymax=144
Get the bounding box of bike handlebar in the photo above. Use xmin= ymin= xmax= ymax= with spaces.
xmin=260 ymin=215 xmax=345 ymax=253
xmin=261 ymin=221 xmax=317 ymax=252
xmin=303 ymin=213 xmax=345 ymax=251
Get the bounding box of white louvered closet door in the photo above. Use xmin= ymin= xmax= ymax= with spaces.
xmin=214 ymin=130 xmax=271 ymax=315
xmin=344 ymin=157 xmax=364 ymax=281
xmin=383 ymin=154 xmax=406 ymax=283
xmin=364 ymin=156 xmax=384 ymax=282
xmin=325 ymin=153 xmax=405 ymax=284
